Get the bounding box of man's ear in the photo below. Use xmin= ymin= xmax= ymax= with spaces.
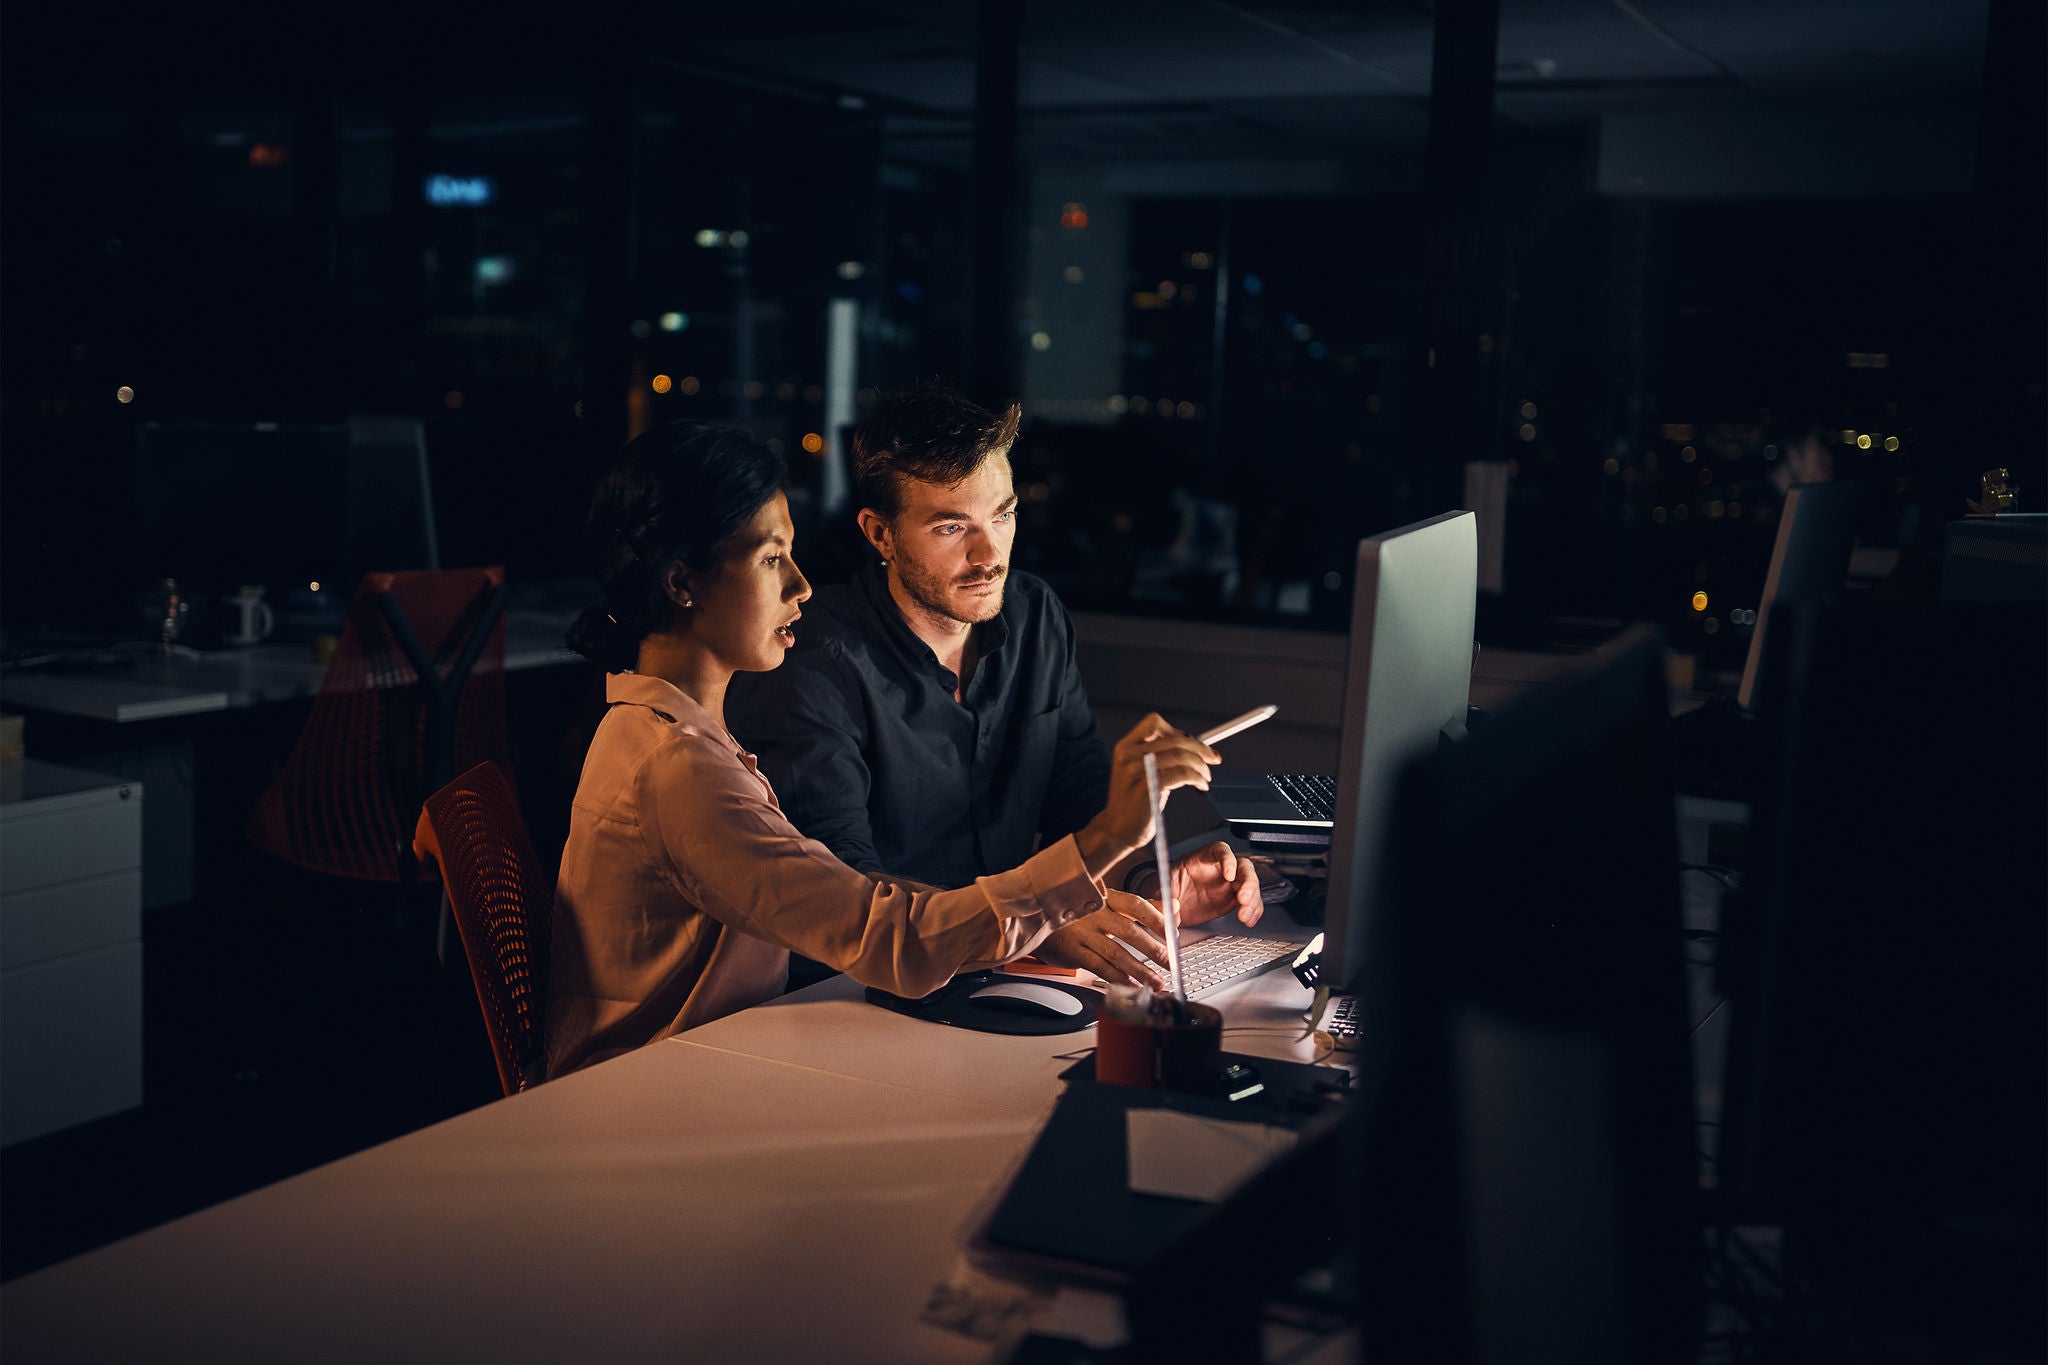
xmin=855 ymin=508 xmax=894 ymax=565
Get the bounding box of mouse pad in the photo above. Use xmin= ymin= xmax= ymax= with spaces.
xmin=865 ymin=971 xmax=1099 ymax=1035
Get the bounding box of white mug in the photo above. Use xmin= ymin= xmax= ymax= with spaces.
xmin=226 ymin=588 xmax=275 ymax=646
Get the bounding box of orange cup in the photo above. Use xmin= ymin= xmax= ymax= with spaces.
xmin=1096 ymin=1000 xmax=1223 ymax=1093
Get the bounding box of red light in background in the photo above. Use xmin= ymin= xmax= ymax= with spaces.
xmin=248 ymin=143 xmax=289 ymax=169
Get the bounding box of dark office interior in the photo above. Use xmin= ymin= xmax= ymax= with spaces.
xmin=2 ymin=0 xmax=2043 ymax=1360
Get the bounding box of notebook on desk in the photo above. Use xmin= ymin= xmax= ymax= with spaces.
xmin=970 ymin=1054 xmax=1350 ymax=1286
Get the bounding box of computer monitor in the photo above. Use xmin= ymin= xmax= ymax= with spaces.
xmin=423 ymin=413 xmax=592 ymax=585
xmin=1127 ymin=627 xmax=1698 ymax=1363
xmin=1736 ymin=480 xmax=1859 ymax=712
xmin=345 ymin=415 xmax=440 ymax=576
xmin=1320 ymin=509 xmax=1478 ymax=991
xmin=137 ymin=421 xmax=352 ymax=597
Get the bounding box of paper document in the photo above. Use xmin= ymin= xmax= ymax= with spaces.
xmin=1125 ymin=1108 xmax=1299 ymax=1203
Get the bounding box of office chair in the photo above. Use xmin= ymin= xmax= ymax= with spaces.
xmin=246 ymin=566 xmax=509 ymax=885
xmin=413 ymin=761 xmax=552 ymax=1096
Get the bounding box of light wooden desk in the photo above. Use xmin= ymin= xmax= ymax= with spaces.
xmin=683 ymin=919 xmax=1320 ymax=1112
xmin=0 ymin=960 xmax=1328 ymax=1364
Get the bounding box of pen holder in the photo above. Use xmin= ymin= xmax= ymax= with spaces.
xmin=1095 ymin=988 xmax=1223 ymax=1094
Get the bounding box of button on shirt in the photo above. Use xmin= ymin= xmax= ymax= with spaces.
xmin=544 ymin=672 xmax=1108 ymax=1077
xmin=728 ymin=564 xmax=1113 ymax=890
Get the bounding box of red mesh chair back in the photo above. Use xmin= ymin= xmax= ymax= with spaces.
xmin=248 ymin=567 xmax=510 ymax=882
xmin=413 ymin=761 xmax=552 ymax=1095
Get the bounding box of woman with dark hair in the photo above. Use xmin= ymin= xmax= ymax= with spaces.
xmin=547 ymin=420 xmax=1222 ymax=1077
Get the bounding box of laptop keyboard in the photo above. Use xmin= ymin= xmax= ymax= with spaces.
xmin=1268 ymin=772 xmax=1338 ymax=821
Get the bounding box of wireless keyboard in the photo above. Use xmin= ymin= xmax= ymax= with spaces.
xmin=1321 ymin=992 xmax=1364 ymax=1052
xmin=1168 ymin=934 xmax=1303 ymax=1000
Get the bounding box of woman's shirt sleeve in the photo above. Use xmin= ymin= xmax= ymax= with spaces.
xmin=633 ymin=730 xmax=1107 ymax=998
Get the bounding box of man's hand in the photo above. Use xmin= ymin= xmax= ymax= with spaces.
xmin=1035 ymin=896 xmax=1172 ymax=989
xmin=1169 ymin=841 xmax=1263 ymax=929
xmin=1075 ymin=714 xmax=1220 ymax=876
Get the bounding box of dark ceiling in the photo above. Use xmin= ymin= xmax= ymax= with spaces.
xmin=1 ymin=0 xmax=1994 ymax=181
xmin=675 ymin=0 xmax=1988 ymax=166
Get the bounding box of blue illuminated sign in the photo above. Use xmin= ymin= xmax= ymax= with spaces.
xmin=424 ymin=175 xmax=497 ymax=208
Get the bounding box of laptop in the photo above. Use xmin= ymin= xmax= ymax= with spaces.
xmin=1204 ymin=769 xmax=1339 ymax=829
xmin=1207 ymin=512 xmax=1480 ymax=835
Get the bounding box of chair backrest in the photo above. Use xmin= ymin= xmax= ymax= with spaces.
xmin=248 ymin=566 xmax=509 ymax=881
xmin=413 ymin=761 xmax=552 ymax=1095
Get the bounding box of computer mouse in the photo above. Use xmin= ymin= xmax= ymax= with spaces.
xmin=967 ymin=981 xmax=1085 ymax=1018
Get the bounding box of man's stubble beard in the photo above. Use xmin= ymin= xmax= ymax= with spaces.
xmin=893 ymin=551 xmax=1007 ymax=626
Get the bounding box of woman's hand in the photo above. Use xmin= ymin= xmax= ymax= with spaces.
xmin=1033 ymin=893 xmax=1171 ymax=989
xmin=1074 ymin=713 xmax=1219 ymax=878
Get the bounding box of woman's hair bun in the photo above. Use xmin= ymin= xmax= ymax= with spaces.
xmin=565 ymin=604 xmax=638 ymax=673
xmin=569 ymin=422 xmax=788 ymax=672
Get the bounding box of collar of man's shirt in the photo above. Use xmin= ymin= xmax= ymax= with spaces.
xmin=854 ymin=560 xmax=1013 ymax=687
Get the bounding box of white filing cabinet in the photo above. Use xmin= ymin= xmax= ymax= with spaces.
xmin=0 ymin=759 xmax=144 ymax=1145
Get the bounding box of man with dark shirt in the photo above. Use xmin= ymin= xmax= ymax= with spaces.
xmin=728 ymin=385 xmax=1259 ymax=986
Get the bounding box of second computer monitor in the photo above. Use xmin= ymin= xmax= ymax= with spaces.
xmin=1736 ymin=480 xmax=1859 ymax=712
xmin=1321 ymin=509 xmax=1478 ymax=991
xmin=138 ymin=421 xmax=352 ymax=596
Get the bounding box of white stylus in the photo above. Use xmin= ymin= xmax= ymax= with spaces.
xmin=1142 ymin=752 xmax=1187 ymax=1004
xmin=1199 ymin=704 xmax=1277 ymax=746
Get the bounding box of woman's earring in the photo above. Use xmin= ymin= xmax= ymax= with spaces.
xmin=681 ymin=597 xmax=693 ymax=608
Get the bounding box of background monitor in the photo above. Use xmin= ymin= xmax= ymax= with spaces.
xmin=137 ymin=421 xmax=352 ymax=598
xmin=1320 ymin=509 xmax=1478 ymax=991
xmin=345 ymin=415 xmax=440 ymax=577
xmin=1736 ymin=480 xmax=1860 ymax=712
xmin=423 ymin=413 xmax=592 ymax=589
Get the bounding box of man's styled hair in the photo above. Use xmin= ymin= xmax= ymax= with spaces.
xmin=852 ymin=383 xmax=1021 ymax=518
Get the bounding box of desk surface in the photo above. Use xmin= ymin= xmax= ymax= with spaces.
xmin=0 ymin=960 xmax=1327 ymax=1364
xmin=0 ymin=614 xmax=581 ymax=723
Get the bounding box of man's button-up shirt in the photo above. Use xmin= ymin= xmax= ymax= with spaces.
xmin=728 ymin=563 xmax=1112 ymax=890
